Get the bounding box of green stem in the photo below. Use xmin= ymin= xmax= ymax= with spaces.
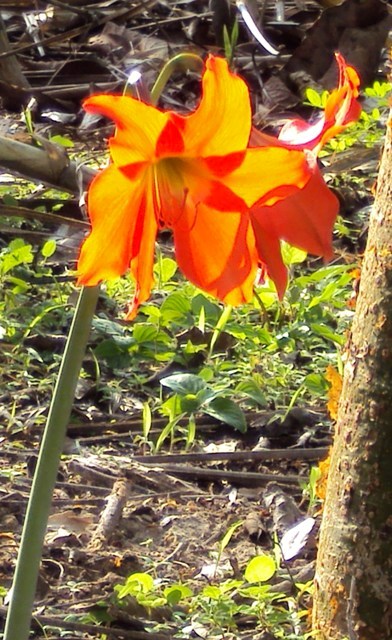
xmin=4 ymin=285 xmax=100 ymax=640
xmin=150 ymin=52 xmax=203 ymax=106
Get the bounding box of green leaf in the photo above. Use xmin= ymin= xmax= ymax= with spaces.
xmin=142 ymin=402 xmax=152 ymax=440
xmin=154 ymin=256 xmax=177 ymax=284
xmin=305 ymin=87 xmax=322 ymax=107
xmin=41 ymin=239 xmax=56 ymax=258
xmin=164 ymin=584 xmax=193 ymax=605
xmin=304 ymin=372 xmax=328 ymax=396
xmin=180 ymin=393 xmax=202 ymax=413
xmin=244 ymin=555 xmax=276 ymax=583
xmin=94 ymin=339 xmax=132 ymax=368
xmin=281 ymin=242 xmax=307 ymax=266
xmin=191 ymin=293 xmax=220 ymax=322
xmin=236 ymin=379 xmax=267 ymax=406
xmin=117 ymin=573 xmax=154 ymax=599
xmin=209 ymin=304 xmax=232 ymax=355
xmin=161 ymin=373 xmax=207 ymax=396
xmin=205 ymin=396 xmax=247 ymax=432
xmin=161 ymin=292 xmax=191 ymax=321
xmin=49 ymin=134 xmax=74 ymax=148
xmin=202 ymin=585 xmax=222 ymax=600
xmin=219 ymin=520 xmax=243 ymax=552
xmin=1 ymin=240 xmax=33 ymax=275
xmin=133 ymin=324 xmax=159 ymax=344
xmin=310 ymin=323 xmax=345 ymax=346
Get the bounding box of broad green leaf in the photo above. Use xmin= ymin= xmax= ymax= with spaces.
xmin=244 ymin=555 xmax=276 ymax=583
xmin=117 ymin=572 xmax=154 ymax=598
xmin=133 ymin=324 xmax=158 ymax=344
xmin=281 ymin=242 xmax=307 ymax=266
xmin=161 ymin=292 xmax=191 ymax=321
xmin=49 ymin=134 xmax=74 ymax=147
xmin=164 ymin=584 xmax=192 ymax=605
xmin=180 ymin=393 xmax=202 ymax=413
xmin=202 ymin=585 xmax=222 ymax=599
xmin=304 ymin=373 xmax=328 ymax=395
xmin=310 ymin=323 xmax=345 ymax=346
xmin=191 ymin=293 xmax=220 ymax=322
xmin=160 ymin=373 xmax=207 ymax=395
xmin=205 ymin=396 xmax=247 ymax=432
xmin=41 ymin=239 xmax=56 ymax=258
xmin=305 ymin=87 xmax=322 ymax=107
xmin=236 ymin=379 xmax=267 ymax=406
xmin=1 ymin=240 xmax=33 ymax=275
xmin=154 ymin=256 xmax=177 ymax=284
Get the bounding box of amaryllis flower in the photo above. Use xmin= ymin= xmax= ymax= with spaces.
xmin=249 ymin=54 xmax=361 ymax=295
xmin=77 ymin=55 xmax=313 ymax=318
xmin=278 ymin=53 xmax=361 ymax=153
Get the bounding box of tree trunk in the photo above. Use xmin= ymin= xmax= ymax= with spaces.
xmin=312 ymin=112 xmax=392 ymax=638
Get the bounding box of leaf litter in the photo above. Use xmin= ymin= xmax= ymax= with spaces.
xmin=0 ymin=0 xmax=390 ymax=638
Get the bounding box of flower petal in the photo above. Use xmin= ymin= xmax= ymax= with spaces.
xmin=173 ymin=202 xmax=258 ymax=305
xmin=176 ymin=55 xmax=252 ymax=156
xmin=126 ymin=186 xmax=158 ymax=320
xmin=222 ymin=147 xmax=311 ymax=208
xmin=266 ymin=165 xmax=339 ymax=258
xmin=278 ymin=54 xmax=361 ymax=151
xmin=83 ymin=94 xmax=168 ymax=165
xmin=77 ymin=164 xmax=158 ymax=318
xmin=250 ymin=163 xmax=339 ymax=296
xmin=251 ymin=217 xmax=288 ymax=298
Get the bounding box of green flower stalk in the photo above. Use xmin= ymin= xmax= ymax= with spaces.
xmin=3 ymin=52 xmax=203 ymax=640
xmin=3 ymin=285 xmax=100 ymax=640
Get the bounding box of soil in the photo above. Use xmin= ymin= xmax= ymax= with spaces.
xmin=0 ymin=1 xmax=389 ymax=638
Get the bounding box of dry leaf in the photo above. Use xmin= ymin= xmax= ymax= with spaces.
xmin=325 ymin=364 xmax=342 ymax=420
xmin=316 ymin=454 xmax=331 ymax=501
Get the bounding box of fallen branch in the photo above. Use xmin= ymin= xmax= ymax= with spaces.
xmin=0 ymin=134 xmax=96 ymax=194
xmin=0 ymin=606 xmax=171 ymax=640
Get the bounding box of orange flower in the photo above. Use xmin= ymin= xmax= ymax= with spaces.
xmin=249 ymin=155 xmax=339 ymax=297
xmin=77 ymin=55 xmax=312 ymax=318
xmin=278 ymin=53 xmax=361 ymax=153
xmin=248 ymin=54 xmax=360 ymax=295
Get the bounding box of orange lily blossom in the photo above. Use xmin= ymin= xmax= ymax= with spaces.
xmin=76 ymin=55 xmax=315 ymax=319
xmin=248 ymin=53 xmax=361 ymax=295
xmin=278 ymin=52 xmax=361 ymax=153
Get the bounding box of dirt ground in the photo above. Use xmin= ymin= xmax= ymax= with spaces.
xmin=0 ymin=0 xmax=390 ymax=637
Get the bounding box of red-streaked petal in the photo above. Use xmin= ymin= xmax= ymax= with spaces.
xmin=278 ymin=117 xmax=325 ymax=148
xmin=250 ymin=164 xmax=339 ymax=296
xmin=278 ymin=54 xmax=361 ymax=151
xmin=249 ymin=127 xmax=285 ymax=148
xmin=126 ymin=185 xmax=158 ymax=320
xmin=262 ymin=166 xmax=339 ymax=257
xmin=251 ymin=216 xmax=288 ymax=298
xmin=178 ymin=55 xmax=252 ymax=156
xmin=204 ymin=180 xmax=247 ymax=212
xmin=156 ymin=157 xmax=248 ymax=228
xmin=77 ymin=165 xmax=144 ymax=284
xmin=203 ymin=152 xmax=246 ymax=177
xmin=155 ymin=118 xmax=185 ymax=156
xmin=76 ymin=162 xmax=158 ymax=312
xmin=222 ymin=147 xmax=311 ymax=208
xmin=83 ymin=94 xmax=168 ymax=164
xmin=173 ymin=203 xmax=258 ymax=305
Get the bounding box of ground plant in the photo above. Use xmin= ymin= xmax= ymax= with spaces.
xmin=0 ymin=35 xmax=387 ymax=640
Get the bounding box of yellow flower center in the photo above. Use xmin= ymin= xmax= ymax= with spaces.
xmin=153 ymin=157 xmax=211 ymax=228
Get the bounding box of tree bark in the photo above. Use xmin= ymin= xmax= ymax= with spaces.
xmin=313 ymin=111 xmax=392 ymax=638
